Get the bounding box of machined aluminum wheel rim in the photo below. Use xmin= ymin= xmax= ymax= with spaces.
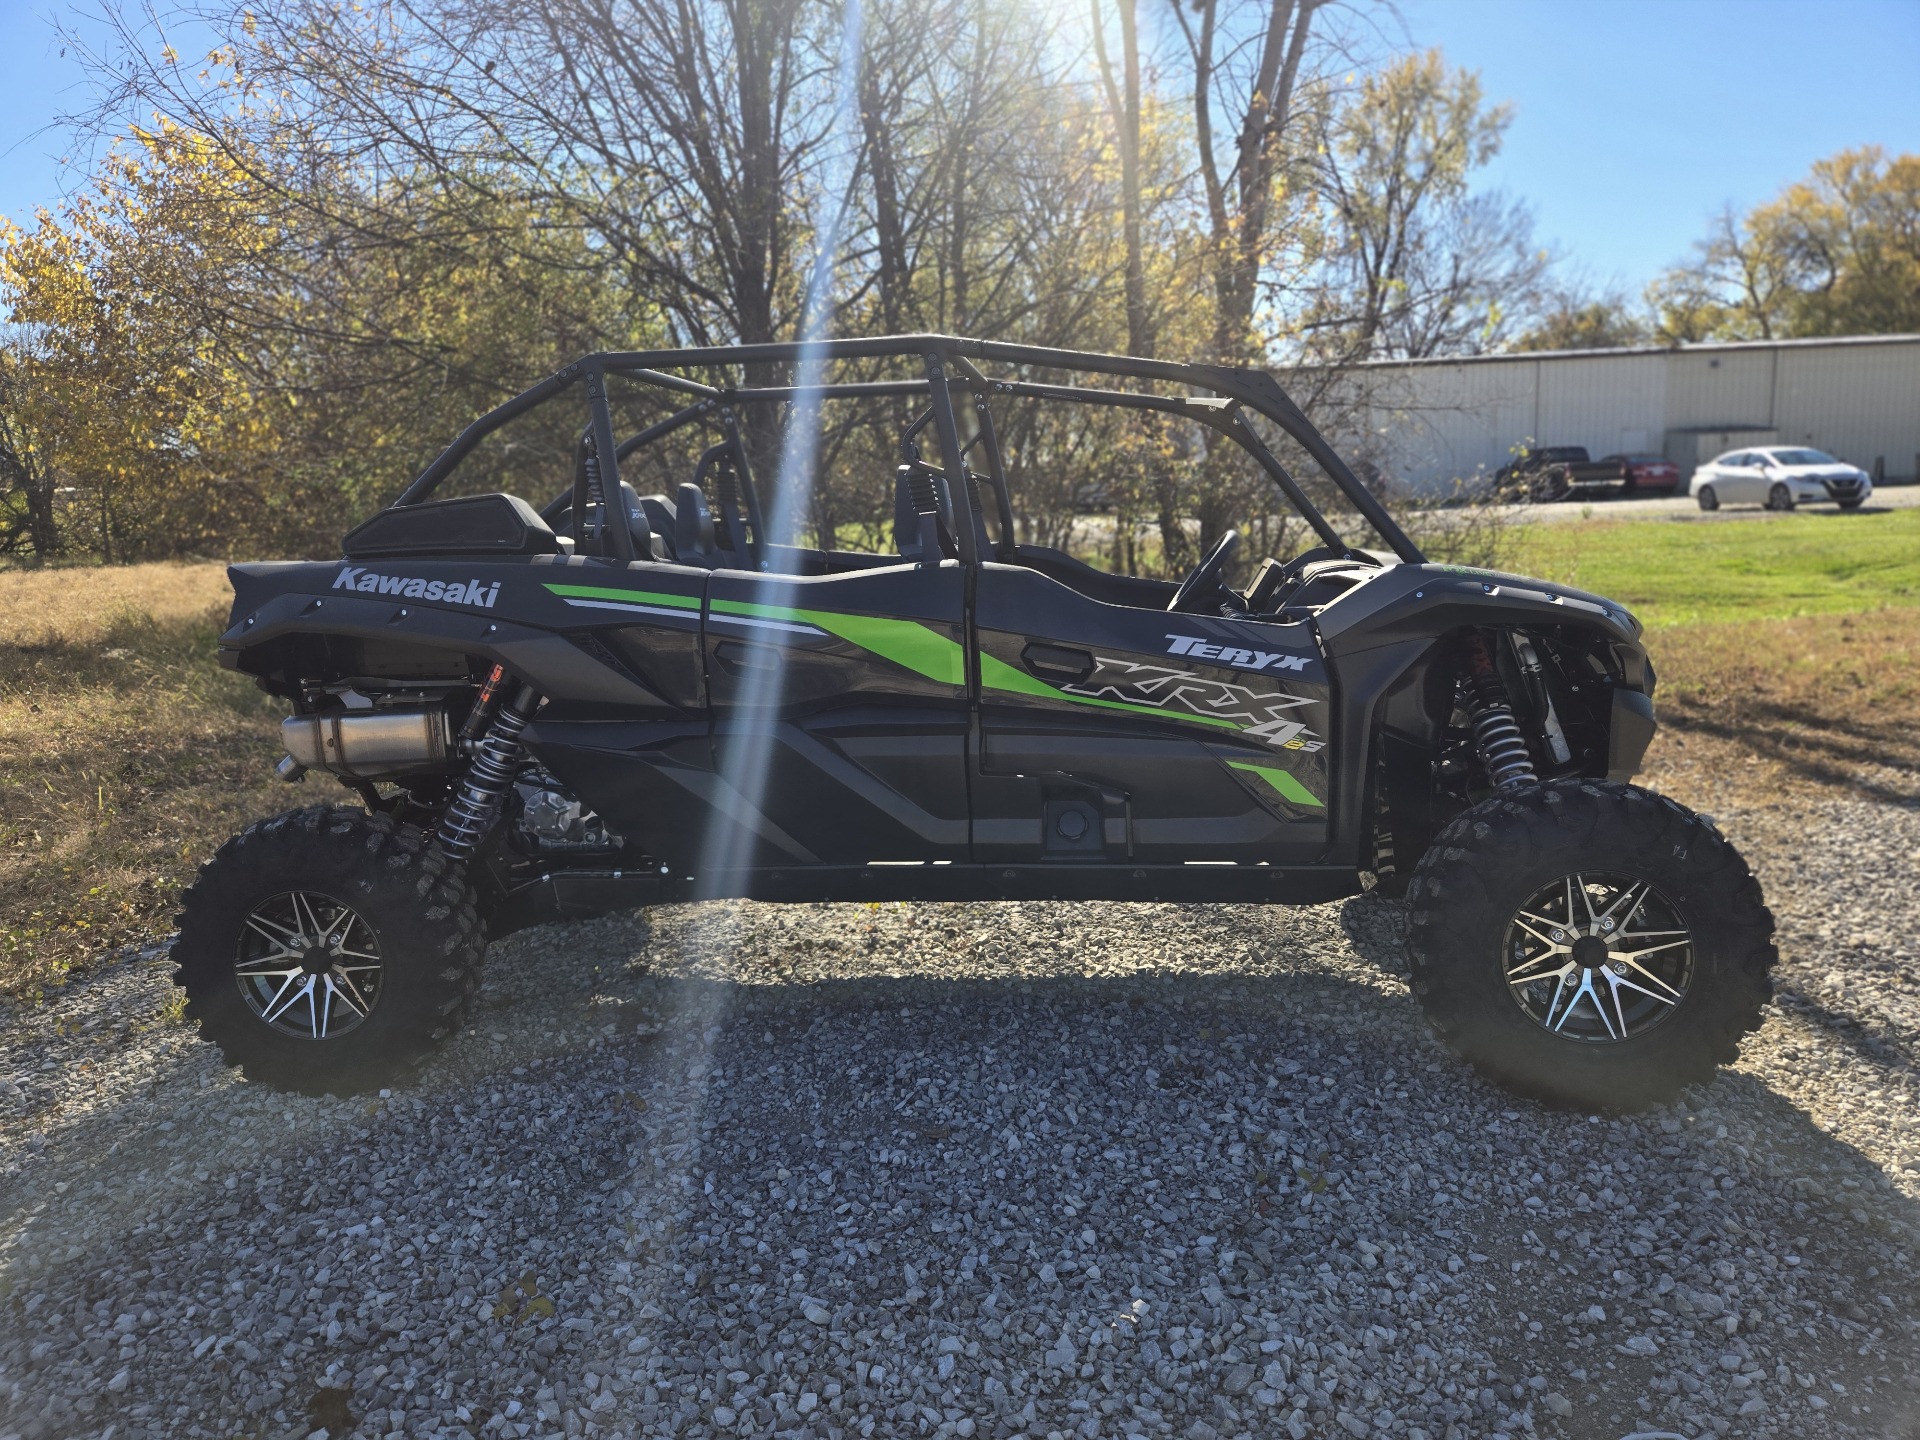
xmin=235 ymin=891 xmax=383 ymax=1039
xmin=1503 ymin=873 xmax=1694 ymax=1043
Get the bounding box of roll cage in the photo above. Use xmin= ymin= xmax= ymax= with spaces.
xmin=385 ymin=335 xmax=1426 ymax=569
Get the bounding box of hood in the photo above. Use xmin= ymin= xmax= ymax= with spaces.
xmin=1774 ymin=464 xmax=1865 ymax=479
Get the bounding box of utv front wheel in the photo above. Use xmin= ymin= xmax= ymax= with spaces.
xmin=171 ymin=806 xmax=485 ymax=1095
xmin=1405 ymin=781 xmax=1774 ymax=1111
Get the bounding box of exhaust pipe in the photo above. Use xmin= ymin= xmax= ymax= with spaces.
xmin=281 ymin=710 xmax=450 ymax=779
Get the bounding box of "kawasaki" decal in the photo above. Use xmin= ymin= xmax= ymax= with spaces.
xmin=334 ymin=567 xmax=500 ymax=608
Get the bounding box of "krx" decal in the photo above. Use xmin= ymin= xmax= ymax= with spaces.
xmin=1069 ymin=656 xmax=1324 ymax=751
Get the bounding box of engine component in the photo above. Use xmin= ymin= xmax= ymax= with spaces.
xmin=281 ymin=710 xmax=449 ymax=779
xmin=1465 ymin=634 xmax=1538 ymax=792
xmin=512 ymin=774 xmax=621 ymax=853
xmin=436 ymin=683 xmax=542 ymax=861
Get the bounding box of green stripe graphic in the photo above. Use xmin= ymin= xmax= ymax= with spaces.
xmin=1227 ymin=760 xmax=1324 ymax=808
xmin=709 ymin=599 xmax=967 ymax=686
xmin=542 ymin=582 xmax=1257 ymax=732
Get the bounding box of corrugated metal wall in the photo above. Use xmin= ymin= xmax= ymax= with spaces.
xmin=1774 ymin=342 xmax=1920 ymax=474
xmin=1326 ymin=336 xmax=1920 ymax=492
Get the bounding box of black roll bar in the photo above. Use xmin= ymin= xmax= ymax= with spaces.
xmin=385 ymin=335 xmax=1425 ymax=565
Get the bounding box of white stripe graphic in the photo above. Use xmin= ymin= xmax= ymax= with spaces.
xmin=557 ymin=599 xmax=702 ymax=621
xmin=557 ymin=596 xmax=827 ymax=639
xmin=708 ymin=613 xmax=829 ymax=638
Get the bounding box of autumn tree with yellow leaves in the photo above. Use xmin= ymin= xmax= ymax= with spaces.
xmin=1649 ymin=147 xmax=1920 ymax=343
xmin=0 ymin=124 xmax=286 ymax=559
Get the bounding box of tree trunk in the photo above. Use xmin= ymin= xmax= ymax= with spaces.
xmin=22 ymin=469 xmax=61 ymax=556
xmin=1193 ymin=0 xmax=1321 ymax=364
xmin=1091 ymin=0 xmax=1152 ymax=359
xmin=860 ymin=64 xmax=908 ymax=334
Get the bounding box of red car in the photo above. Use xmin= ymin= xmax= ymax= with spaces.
xmin=1600 ymin=452 xmax=1681 ymax=494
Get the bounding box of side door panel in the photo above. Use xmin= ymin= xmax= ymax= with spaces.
xmin=971 ymin=563 xmax=1330 ymax=864
xmin=703 ymin=564 xmax=970 ymax=867
xmin=1726 ymin=454 xmax=1758 ymax=502
xmin=520 ymin=563 xmax=714 ymax=870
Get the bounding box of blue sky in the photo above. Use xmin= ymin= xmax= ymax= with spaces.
xmin=1399 ymin=0 xmax=1920 ymax=292
xmin=1 ymin=0 xmax=1916 ymax=296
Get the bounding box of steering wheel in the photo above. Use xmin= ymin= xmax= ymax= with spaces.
xmin=1166 ymin=528 xmax=1240 ymax=613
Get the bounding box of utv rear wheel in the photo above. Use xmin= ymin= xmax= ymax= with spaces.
xmin=171 ymin=806 xmax=485 ymax=1096
xmin=1405 ymin=781 xmax=1774 ymax=1111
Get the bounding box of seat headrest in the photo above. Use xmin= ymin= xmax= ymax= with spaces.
xmin=675 ymin=482 xmax=717 ymax=563
xmin=617 ymin=481 xmax=659 ymax=560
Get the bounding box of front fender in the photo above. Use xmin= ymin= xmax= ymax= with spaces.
xmin=1313 ymin=563 xmax=1655 ymax=867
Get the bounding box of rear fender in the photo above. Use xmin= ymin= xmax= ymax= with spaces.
xmin=220 ymin=561 xmax=693 ymax=716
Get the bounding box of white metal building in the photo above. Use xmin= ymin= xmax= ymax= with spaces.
xmin=1321 ymin=333 xmax=1920 ymax=493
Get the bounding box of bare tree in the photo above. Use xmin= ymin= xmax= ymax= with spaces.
xmin=1090 ymin=0 xmax=1151 ymax=358
xmin=1298 ymin=49 xmax=1544 ymax=362
xmin=1168 ymin=0 xmax=1325 ymax=363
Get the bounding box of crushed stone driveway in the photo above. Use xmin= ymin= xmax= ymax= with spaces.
xmin=1 ymin=792 xmax=1915 ymax=1440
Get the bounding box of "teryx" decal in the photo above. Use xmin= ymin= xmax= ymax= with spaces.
xmin=1165 ymin=633 xmax=1310 ymax=673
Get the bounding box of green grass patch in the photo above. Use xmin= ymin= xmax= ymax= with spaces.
xmin=1501 ymin=508 xmax=1920 ymax=628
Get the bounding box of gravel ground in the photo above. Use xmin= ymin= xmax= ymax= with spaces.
xmin=0 ymin=790 xmax=1916 ymax=1440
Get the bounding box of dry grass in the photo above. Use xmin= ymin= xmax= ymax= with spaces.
xmin=0 ymin=562 xmax=238 ymax=646
xmin=1637 ymin=607 xmax=1920 ymax=815
xmin=0 ymin=562 xmax=284 ymax=997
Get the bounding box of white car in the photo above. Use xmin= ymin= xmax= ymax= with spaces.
xmin=1690 ymin=446 xmax=1872 ymax=512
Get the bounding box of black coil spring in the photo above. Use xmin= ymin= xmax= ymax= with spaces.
xmin=1467 ymin=664 xmax=1538 ymax=792
xmin=437 ymin=687 xmax=539 ymax=861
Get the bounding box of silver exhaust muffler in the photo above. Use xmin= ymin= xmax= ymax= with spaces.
xmin=281 ymin=710 xmax=450 ymax=779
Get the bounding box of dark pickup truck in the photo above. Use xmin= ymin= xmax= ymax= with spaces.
xmin=1494 ymin=446 xmax=1680 ymax=502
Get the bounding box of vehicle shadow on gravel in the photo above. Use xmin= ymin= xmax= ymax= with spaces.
xmin=4 ymin=905 xmax=1919 ymax=1440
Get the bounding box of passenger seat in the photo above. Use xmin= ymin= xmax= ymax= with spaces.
xmin=616 ymin=482 xmax=670 ymax=561
xmin=673 ymin=482 xmax=719 ymax=567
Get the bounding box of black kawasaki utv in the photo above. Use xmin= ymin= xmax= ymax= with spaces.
xmin=174 ymin=337 xmax=1775 ymax=1110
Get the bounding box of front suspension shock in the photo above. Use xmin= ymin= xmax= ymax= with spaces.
xmin=437 ymin=681 xmax=542 ymax=861
xmin=1465 ymin=633 xmax=1539 ymax=792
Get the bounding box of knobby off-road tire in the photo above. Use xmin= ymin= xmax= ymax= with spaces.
xmin=1405 ymin=780 xmax=1775 ymax=1112
xmin=171 ymin=806 xmax=485 ymax=1096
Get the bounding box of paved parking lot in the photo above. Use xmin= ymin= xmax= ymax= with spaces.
xmin=1496 ymin=485 xmax=1920 ymax=525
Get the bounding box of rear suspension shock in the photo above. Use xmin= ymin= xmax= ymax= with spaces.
xmin=437 ymin=680 xmax=542 ymax=861
xmin=1465 ymin=633 xmax=1538 ymax=792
